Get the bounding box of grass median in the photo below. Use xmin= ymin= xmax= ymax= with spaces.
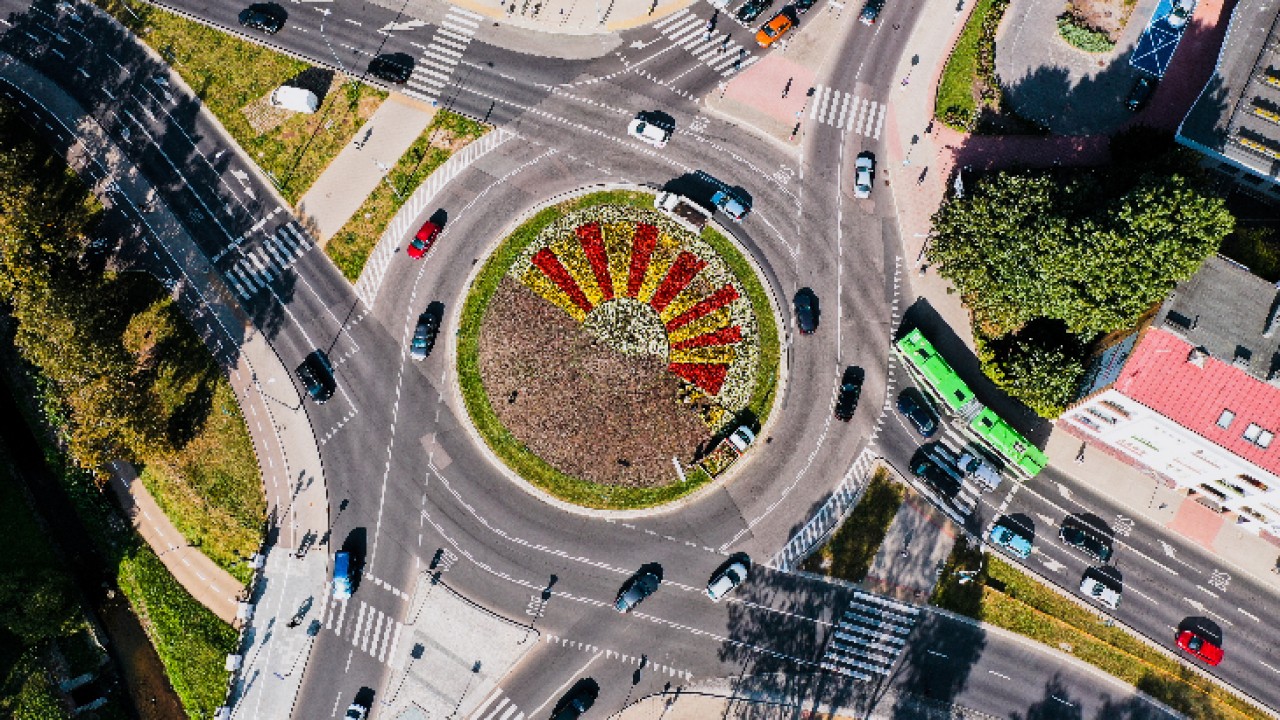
xmin=96 ymin=0 xmax=385 ymax=204
xmin=933 ymin=547 xmax=1268 ymax=720
xmin=325 ymin=110 xmax=489 ymax=281
xmin=801 ymin=468 xmax=901 ymax=581
xmin=935 ymin=0 xmax=1010 ymax=130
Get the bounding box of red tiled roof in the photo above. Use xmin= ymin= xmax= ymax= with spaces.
xmin=1114 ymin=328 xmax=1280 ymax=475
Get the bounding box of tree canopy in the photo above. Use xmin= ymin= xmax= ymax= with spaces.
xmin=928 ymin=170 xmax=1234 ymax=338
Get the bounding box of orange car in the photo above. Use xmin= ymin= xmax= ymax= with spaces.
xmin=756 ymin=12 xmax=794 ymax=47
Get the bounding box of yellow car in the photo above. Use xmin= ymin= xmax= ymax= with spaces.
xmin=756 ymin=12 xmax=794 ymax=47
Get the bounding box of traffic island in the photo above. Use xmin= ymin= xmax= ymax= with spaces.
xmin=455 ymin=189 xmax=781 ymax=510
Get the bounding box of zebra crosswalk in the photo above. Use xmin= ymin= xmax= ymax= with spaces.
xmin=926 ymin=426 xmax=998 ymax=519
xmin=403 ymin=6 xmax=482 ymax=104
xmin=653 ymin=9 xmax=758 ymax=77
xmin=471 ymin=686 xmax=525 ymax=720
xmin=820 ymin=590 xmax=919 ymax=680
xmin=318 ymin=595 xmax=405 ymax=665
xmin=223 ymin=220 xmax=313 ymax=300
xmin=808 ymin=85 xmax=886 ymax=139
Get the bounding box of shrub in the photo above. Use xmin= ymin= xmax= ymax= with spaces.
xmin=1057 ymin=14 xmax=1116 ymax=52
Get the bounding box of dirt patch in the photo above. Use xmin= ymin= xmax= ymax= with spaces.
xmin=476 ymin=276 xmax=712 ymax=487
xmin=429 ymin=128 xmax=473 ymax=153
xmin=1066 ymin=0 xmax=1136 ymax=41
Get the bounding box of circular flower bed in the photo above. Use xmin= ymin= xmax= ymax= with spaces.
xmin=457 ymin=192 xmax=779 ymax=510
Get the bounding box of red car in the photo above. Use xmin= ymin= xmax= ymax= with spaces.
xmin=1176 ymin=630 xmax=1224 ymax=666
xmin=407 ymin=221 xmax=440 ymax=259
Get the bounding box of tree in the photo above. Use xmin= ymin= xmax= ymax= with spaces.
xmin=978 ymin=320 xmax=1087 ymax=418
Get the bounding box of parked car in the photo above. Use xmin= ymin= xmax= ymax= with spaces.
xmin=410 ymin=308 xmax=441 ymax=361
xmin=1058 ymin=520 xmax=1113 ymax=563
xmin=793 ymin=289 xmax=818 ymax=334
xmin=1078 ymin=567 xmax=1121 ymax=609
xmin=706 ymin=557 xmax=750 ymax=601
xmin=853 ymin=151 xmax=875 ymax=199
xmin=727 ymin=426 xmax=756 ymax=453
xmin=736 ymin=0 xmax=774 ymax=22
xmin=1176 ymin=628 xmax=1224 ymax=665
xmin=896 ymin=387 xmax=937 ymax=437
xmin=1126 ymin=76 xmax=1157 ymax=112
xmin=834 ymin=366 xmax=863 ymax=421
xmin=858 ymin=0 xmax=882 ymax=24
xmin=988 ymin=517 xmax=1033 ymax=558
xmin=238 ymin=3 xmax=285 ymax=33
xmin=296 ymin=349 xmax=336 ymax=404
xmin=615 ymin=569 xmax=661 ymax=612
xmin=369 ymin=54 xmax=414 ymax=84
xmin=1167 ymin=0 xmax=1195 ymax=27
xmin=627 ymin=114 xmax=673 ymax=147
xmin=408 ymin=220 xmax=441 ymax=259
xmin=756 ymin=11 xmax=794 ymax=47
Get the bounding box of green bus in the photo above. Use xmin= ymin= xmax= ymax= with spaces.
xmin=895 ymin=329 xmax=1047 ymax=477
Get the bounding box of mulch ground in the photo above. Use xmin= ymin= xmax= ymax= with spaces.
xmin=476 ymin=276 xmax=713 ymax=488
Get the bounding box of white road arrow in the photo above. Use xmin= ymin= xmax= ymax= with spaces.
xmin=380 ymin=19 xmax=426 ymax=31
xmin=1183 ymin=597 xmax=1206 ymax=612
xmin=229 ymin=169 xmax=257 ymax=201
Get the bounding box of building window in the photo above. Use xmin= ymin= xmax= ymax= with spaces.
xmin=1100 ymin=400 xmax=1131 ymax=419
xmin=1217 ymin=410 xmax=1235 ymax=429
xmin=1087 ymin=407 xmax=1117 ymax=425
xmin=1244 ymin=423 xmax=1275 ymax=448
xmin=1074 ymin=414 xmax=1100 ymax=431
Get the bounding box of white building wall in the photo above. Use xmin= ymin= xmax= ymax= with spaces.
xmin=1063 ymin=389 xmax=1280 ymax=534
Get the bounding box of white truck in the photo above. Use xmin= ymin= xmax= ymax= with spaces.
xmin=654 ymin=191 xmax=712 ymax=234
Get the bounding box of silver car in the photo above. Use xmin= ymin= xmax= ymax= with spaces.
xmin=854 ymin=151 xmax=875 ymax=199
xmin=706 ymin=557 xmax=750 ymax=601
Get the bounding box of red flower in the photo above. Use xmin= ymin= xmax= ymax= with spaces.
xmin=669 ymin=362 xmax=729 ymax=395
xmin=664 ymin=285 xmax=739 ymax=331
xmin=649 ymin=251 xmax=707 ymax=314
xmin=626 ymin=224 xmax=658 ymax=297
xmin=532 ymin=247 xmax=593 ymax=313
xmin=670 ymin=326 xmax=743 ymax=350
xmin=576 ymin=222 xmax=613 ymax=301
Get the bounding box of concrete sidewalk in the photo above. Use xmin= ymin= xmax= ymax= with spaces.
xmin=297 ymin=95 xmax=437 ymax=244
xmin=108 ymin=461 xmax=244 ymax=624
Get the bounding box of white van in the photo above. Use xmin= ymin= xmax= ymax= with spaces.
xmin=270 ymin=86 xmax=319 ymax=114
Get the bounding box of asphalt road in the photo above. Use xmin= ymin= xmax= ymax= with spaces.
xmin=0 ymin=0 xmax=1272 ymax=716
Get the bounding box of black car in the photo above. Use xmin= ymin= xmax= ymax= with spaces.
xmin=410 ymin=308 xmax=441 ymax=361
xmin=1126 ymin=76 xmax=1156 ymax=112
xmin=368 ymin=54 xmax=414 ymax=84
xmin=794 ymin=288 xmax=818 ymax=334
xmin=615 ymin=569 xmax=661 ymax=613
xmin=296 ymin=349 xmax=335 ymax=404
xmin=896 ymin=387 xmax=937 ymax=437
xmin=858 ymin=0 xmax=882 ymax=24
xmin=793 ymin=0 xmax=818 ymax=13
xmin=1059 ymin=522 xmax=1113 ymax=563
xmin=238 ymin=3 xmax=285 ymax=34
xmin=551 ymin=679 xmax=599 ymax=720
xmin=736 ymin=0 xmax=774 ymax=22
xmin=911 ymin=455 xmax=962 ymax=497
xmin=834 ymin=366 xmax=863 ymax=421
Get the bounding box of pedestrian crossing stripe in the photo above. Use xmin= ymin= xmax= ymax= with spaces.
xmin=656 ymin=10 xmax=756 ymax=78
xmin=808 ymin=85 xmax=887 ymax=139
xmin=318 ymin=595 xmax=405 ymax=664
xmin=402 ymin=6 xmax=480 ymax=105
xmin=224 ymin=220 xmax=314 ymax=300
xmin=821 ymin=591 xmax=918 ymax=680
xmin=472 ymin=688 xmax=524 ymax=720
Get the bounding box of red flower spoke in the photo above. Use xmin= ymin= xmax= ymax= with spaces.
xmin=626 ymin=223 xmax=658 ymax=298
xmin=576 ymin=222 xmax=613 ymax=301
xmin=669 ymin=362 xmax=729 ymax=395
xmin=532 ymin=247 xmax=593 ymax=313
xmin=664 ymin=285 xmax=740 ymax=331
xmin=649 ymin=251 xmax=707 ymax=314
xmin=670 ymin=325 xmax=743 ymax=350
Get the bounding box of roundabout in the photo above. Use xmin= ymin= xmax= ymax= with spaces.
xmin=456 ymin=190 xmax=781 ymax=509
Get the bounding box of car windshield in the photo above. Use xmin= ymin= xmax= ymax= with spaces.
xmin=1188 ymin=636 xmax=1202 ymax=651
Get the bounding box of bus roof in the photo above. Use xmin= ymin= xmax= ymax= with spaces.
xmin=895 ymin=329 xmax=976 ymax=413
xmin=969 ymin=408 xmax=1048 ymax=476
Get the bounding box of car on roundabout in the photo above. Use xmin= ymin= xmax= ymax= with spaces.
xmin=794 ymin=288 xmax=818 ymax=334
xmin=853 ymin=152 xmax=875 ymax=198
xmin=410 ymin=307 xmax=441 ymax=361
xmin=706 ymin=556 xmax=751 ymax=601
xmin=627 ymin=113 xmax=673 ymax=147
xmin=344 ymin=701 xmax=368 ymax=720
xmin=615 ymin=568 xmax=661 ymax=612
xmin=896 ymin=387 xmax=937 ymax=437
xmin=834 ymin=366 xmax=863 ymax=421
xmin=408 ymin=220 xmax=441 ymax=259
xmin=238 ymin=3 xmax=285 ymax=33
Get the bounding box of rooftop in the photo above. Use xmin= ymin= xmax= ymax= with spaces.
xmin=1178 ymin=0 xmax=1280 ymax=180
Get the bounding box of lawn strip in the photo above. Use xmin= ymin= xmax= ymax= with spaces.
xmin=801 ymin=468 xmax=901 ymax=581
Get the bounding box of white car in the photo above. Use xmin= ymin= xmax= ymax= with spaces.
xmin=1079 ymin=568 xmax=1121 ymax=609
xmin=853 ymin=152 xmax=875 ymax=199
xmin=345 ymin=702 xmax=369 ymax=720
xmin=1167 ymin=0 xmax=1195 ymax=27
xmin=706 ymin=558 xmax=750 ymax=601
xmin=627 ymin=116 xmax=672 ymax=147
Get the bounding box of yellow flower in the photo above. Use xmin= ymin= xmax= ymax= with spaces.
xmin=637 ymin=232 xmax=682 ymax=304
xmin=603 ymin=222 xmax=634 ymax=298
xmin=669 ymin=346 xmax=736 ymax=364
xmin=549 ymin=234 xmax=604 ymax=307
xmin=667 ymin=307 xmax=733 ymax=343
xmin=521 ymin=266 xmax=586 ymax=322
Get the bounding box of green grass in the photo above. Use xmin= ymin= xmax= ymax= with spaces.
xmin=95 ymin=0 xmax=385 ymax=204
xmin=1056 ymin=14 xmax=1117 ymax=52
xmin=801 ymin=469 xmax=902 ymax=581
xmin=117 ymin=547 xmax=238 ymax=719
xmin=933 ymin=549 xmax=1268 ymax=720
xmin=935 ymin=0 xmax=1009 ymax=130
xmin=326 ymin=111 xmax=490 ymax=281
xmin=455 ymin=190 xmax=780 ymax=509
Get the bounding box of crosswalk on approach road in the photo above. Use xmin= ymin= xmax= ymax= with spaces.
xmin=317 ymin=593 xmax=405 ymax=666
xmin=820 ymin=590 xmax=919 ymax=680
xmin=809 ymin=85 xmax=886 ymax=138
xmin=471 ymin=686 xmax=525 ymax=720
xmin=403 ymin=5 xmax=482 ymax=105
xmin=223 ymin=220 xmax=314 ymax=300
xmin=652 ymin=8 xmax=759 ymax=77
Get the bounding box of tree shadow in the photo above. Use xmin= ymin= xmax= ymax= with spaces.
xmin=1010 ymin=674 xmax=1083 ymax=720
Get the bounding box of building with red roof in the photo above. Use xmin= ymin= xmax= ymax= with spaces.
xmin=1064 ymin=256 xmax=1280 ymax=536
